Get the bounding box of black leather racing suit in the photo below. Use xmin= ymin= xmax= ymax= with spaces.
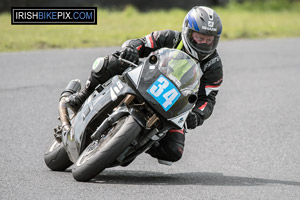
xmin=90 ymin=30 xmax=223 ymax=162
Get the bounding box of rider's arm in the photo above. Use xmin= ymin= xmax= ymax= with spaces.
xmin=121 ymin=30 xmax=181 ymax=57
xmin=192 ymin=60 xmax=223 ymax=126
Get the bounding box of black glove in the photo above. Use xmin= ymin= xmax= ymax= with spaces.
xmin=120 ymin=46 xmax=139 ymax=64
xmin=186 ymin=112 xmax=201 ymax=129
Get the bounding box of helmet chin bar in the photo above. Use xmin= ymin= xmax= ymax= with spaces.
xmin=191 ymin=41 xmax=213 ymax=52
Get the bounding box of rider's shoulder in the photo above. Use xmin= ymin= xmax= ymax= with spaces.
xmin=153 ymin=30 xmax=181 ymax=38
xmin=201 ymin=50 xmax=223 ymax=72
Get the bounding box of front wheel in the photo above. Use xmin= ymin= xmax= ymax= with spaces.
xmin=72 ymin=115 xmax=142 ymax=182
xmin=44 ymin=140 xmax=73 ymax=171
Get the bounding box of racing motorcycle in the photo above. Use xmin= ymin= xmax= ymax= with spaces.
xmin=44 ymin=48 xmax=202 ymax=182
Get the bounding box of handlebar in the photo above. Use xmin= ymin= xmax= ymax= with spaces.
xmin=112 ymin=52 xmax=139 ymax=68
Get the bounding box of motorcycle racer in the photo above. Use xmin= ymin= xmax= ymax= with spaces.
xmin=66 ymin=6 xmax=223 ymax=164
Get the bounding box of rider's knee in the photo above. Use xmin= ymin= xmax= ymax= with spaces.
xmin=164 ymin=141 xmax=184 ymax=162
xmin=92 ymin=56 xmax=109 ymax=74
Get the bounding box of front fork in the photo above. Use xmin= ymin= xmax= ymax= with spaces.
xmin=91 ymin=94 xmax=159 ymax=140
xmin=111 ymin=94 xmax=166 ymax=165
xmin=119 ymin=94 xmax=160 ymax=131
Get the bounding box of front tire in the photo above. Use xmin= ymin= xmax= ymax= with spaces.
xmin=72 ymin=115 xmax=141 ymax=182
xmin=44 ymin=140 xmax=73 ymax=171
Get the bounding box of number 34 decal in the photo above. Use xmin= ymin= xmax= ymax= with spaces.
xmin=146 ymin=75 xmax=181 ymax=111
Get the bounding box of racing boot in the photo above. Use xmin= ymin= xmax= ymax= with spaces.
xmin=65 ymin=79 xmax=96 ymax=113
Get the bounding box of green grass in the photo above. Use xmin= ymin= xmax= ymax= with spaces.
xmin=215 ymin=0 xmax=300 ymax=39
xmin=0 ymin=2 xmax=300 ymax=52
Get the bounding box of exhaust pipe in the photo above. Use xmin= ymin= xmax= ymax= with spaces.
xmin=58 ymin=79 xmax=81 ymax=131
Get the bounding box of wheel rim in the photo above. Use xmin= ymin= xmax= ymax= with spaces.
xmin=76 ymin=116 xmax=127 ymax=166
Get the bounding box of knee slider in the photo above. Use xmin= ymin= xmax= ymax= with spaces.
xmin=167 ymin=142 xmax=184 ymax=162
xmin=156 ymin=141 xmax=184 ymax=162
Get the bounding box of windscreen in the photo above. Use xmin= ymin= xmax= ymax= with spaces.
xmin=157 ymin=48 xmax=202 ymax=96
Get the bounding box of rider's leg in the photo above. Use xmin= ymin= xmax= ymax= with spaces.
xmin=146 ymin=129 xmax=185 ymax=165
xmin=66 ymin=55 xmax=127 ymax=112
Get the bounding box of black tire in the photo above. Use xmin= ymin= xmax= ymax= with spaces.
xmin=44 ymin=139 xmax=73 ymax=171
xmin=72 ymin=115 xmax=141 ymax=182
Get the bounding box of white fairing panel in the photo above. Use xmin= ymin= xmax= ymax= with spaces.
xmin=168 ymin=111 xmax=190 ymax=128
xmin=110 ymin=87 xmax=117 ymax=101
xmin=127 ymin=65 xmax=143 ymax=87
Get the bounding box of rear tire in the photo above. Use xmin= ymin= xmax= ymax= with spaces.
xmin=72 ymin=115 xmax=141 ymax=182
xmin=44 ymin=140 xmax=73 ymax=171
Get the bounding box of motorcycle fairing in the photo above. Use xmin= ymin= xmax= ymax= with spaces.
xmin=126 ymin=64 xmax=144 ymax=87
xmin=126 ymin=48 xmax=201 ymax=128
xmin=146 ymin=74 xmax=181 ymax=111
xmin=64 ymin=76 xmax=136 ymax=162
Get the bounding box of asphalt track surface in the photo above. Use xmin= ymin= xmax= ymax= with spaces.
xmin=1 ymin=38 xmax=300 ymax=200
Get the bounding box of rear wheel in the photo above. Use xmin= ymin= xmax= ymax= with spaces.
xmin=44 ymin=140 xmax=73 ymax=171
xmin=72 ymin=115 xmax=141 ymax=182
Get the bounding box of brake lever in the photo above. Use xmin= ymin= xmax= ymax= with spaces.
xmin=118 ymin=57 xmax=138 ymax=68
xmin=112 ymin=51 xmax=138 ymax=68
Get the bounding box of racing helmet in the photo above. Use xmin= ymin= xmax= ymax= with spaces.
xmin=182 ymin=6 xmax=222 ymax=60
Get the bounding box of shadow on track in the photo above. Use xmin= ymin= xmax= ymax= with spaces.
xmin=89 ymin=170 xmax=300 ymax=186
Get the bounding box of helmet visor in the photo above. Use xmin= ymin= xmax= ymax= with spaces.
xmin=187 ymin=30 xmax=218 ymax=55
